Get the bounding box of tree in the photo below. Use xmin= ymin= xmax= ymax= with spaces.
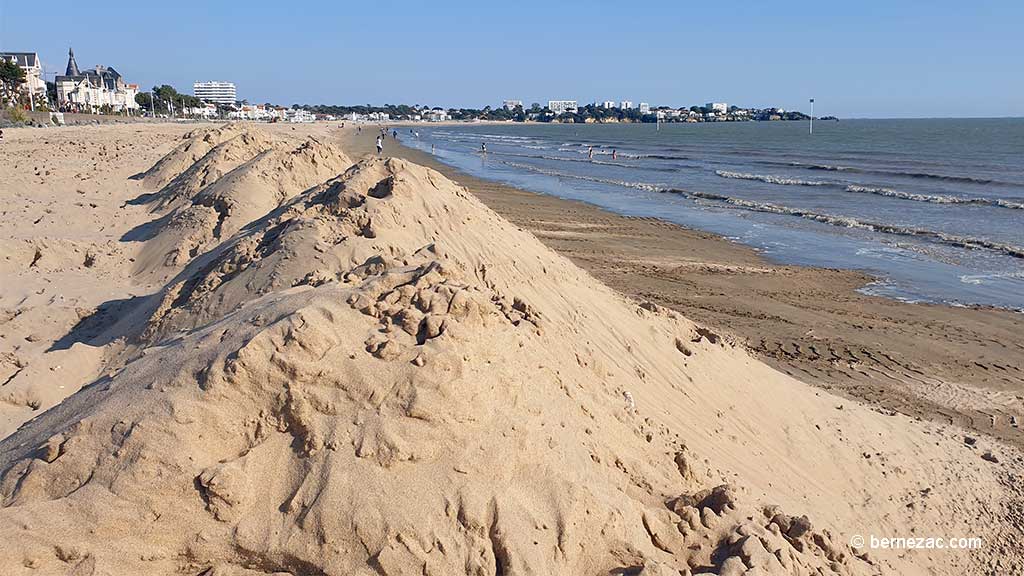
xmin=0 ymin=60 xmax=27 ymax=106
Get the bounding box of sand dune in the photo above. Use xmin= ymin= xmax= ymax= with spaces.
xmin=139 ymin=128 xmax=277 ymax=212
xmin=140 ymin=124 xmax=250 ymax=190
xmin=131 ymin=131 xmax=352 ymax=276
xmin=0 ymin=124 xmax=1021 ymax=576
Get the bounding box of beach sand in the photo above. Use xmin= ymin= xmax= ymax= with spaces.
xmin=340 ymin=126 xmax=1024 ymax=450
xmin=0 ymin=122 xmax=1021 ymax=575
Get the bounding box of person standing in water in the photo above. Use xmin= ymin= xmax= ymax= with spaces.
xmin=376 ymin=135 xmax=383 ymax=155
xmin=588 ymin=146 xmax=594 ymax=159
xmin=481 ymin=142 xmax=487 ymax=154
xmin=611 ymin=149 xmax=617 ymax=160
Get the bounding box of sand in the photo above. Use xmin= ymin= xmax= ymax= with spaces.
xmin=0 ymin=122 xmax=1021 ymax=575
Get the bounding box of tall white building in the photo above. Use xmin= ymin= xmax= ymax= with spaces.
xmin=706 ymin=102 xmax=728 ymax=113
xmin=601 ymin=100 xmax=616 ymax=109
xmin=619 ymin=100 xmax=634 ymax=110
xmin=194 ymin=81 xmax=237 ymax=105
xmin=547 ymin=100 xmax=577 ymax=114
xmin=639 ymin=102 xmax=650 ymax=114
xmin=502 ymin=99 xmax=522 ymax=110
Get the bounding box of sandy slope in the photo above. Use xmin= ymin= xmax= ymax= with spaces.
xmin=0 ymin=123 xmax=1021 ymax=576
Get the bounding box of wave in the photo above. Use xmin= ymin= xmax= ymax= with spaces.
xmin=843 ymin=185 xmax=1024 ymax=209
xmin=496 ymin=160 xmax=1024 ymax=260
xmin=715 ymin=170 xmax=830 ymax=186
xmin=675 ymin=191 xmax=1024 ymax=259
xmin=492 ymin=151 xmax=678 ymax=172
xmin=715 ymin=170 xmax=1024 ymax=210
xmin=787 ymin=162 xmax=1021 ymax=187
xmin=959 ymin=271 xmax=1024 ymax=285
xmin=639 ymin=153 xmax=693 ymax=161
xmin=497 ymin=160 xmax=665 ymax=192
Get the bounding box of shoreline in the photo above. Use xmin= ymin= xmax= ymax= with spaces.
xmin=339 ymin=124 xmax=1024 ymax=448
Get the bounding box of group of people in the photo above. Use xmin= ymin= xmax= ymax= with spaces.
xmin=374 ymin=126 xmax=397 ymax=155
xmin=370 ymin=128 xmax=618 ymax=163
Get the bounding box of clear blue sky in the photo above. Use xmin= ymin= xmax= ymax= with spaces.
xmin=2 ymin=0 xmax=1021 ymax=118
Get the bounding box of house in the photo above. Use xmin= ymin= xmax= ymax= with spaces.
xmin=54 ymin=48 xmax=139 ymax=112
xmin=184 ymin=103 xmax=218 ymax=118
xmin=285 ymin=109 xmax=316 ymax=123
xmin=547 ymin=100 xmax=578 ymax=114
xmin=0 ymin=52 xmax=46 ymax=98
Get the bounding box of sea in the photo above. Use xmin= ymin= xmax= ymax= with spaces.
xmin=397 ymin=119 xmax=1024 ymax=310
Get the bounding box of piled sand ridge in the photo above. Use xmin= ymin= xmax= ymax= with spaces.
xmin=140 ymin=129 xmax=277 ymax=212
xmin=140 ymin=124 xmax=251 ymax=190
xmin=0 ymin=131 xmax=1021 ymax=575
xmin=129 ymin=126 xmax=352 ymax=276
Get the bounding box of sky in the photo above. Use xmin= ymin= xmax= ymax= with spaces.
xmin=1 ymin=0 xmax=1021 ymax=118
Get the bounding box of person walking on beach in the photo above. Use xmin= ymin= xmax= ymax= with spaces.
xmin=376 ymin=135 xmax=383 ymax=156
xmin=392 ymin=130 xmax=398 ymax=139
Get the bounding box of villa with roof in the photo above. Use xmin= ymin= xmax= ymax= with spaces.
xmin=54 ymin=48 xmax=139 ymax=112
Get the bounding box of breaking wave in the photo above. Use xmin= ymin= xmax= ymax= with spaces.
xmin=492 ymin=151 xmax=677 ymax=172
xmin=843 ymin=185 xmax=1024 ymax=209
xmin=787 ymin=162 xmax=1021 ymax=186
xmin=674 ymin=191 xmax=1024 ymax=259
xmin=715 ymin=171 xmax=1024 ymax=210
xmin=715 ymin=170 xmax=830 ymax=186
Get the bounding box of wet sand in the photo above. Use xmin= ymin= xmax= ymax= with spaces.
xmin=340 ymin=125 xmax=1024 ymax=448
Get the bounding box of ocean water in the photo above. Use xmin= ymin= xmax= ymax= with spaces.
xmin=398 ymin=119 xmax=1024 ymax=310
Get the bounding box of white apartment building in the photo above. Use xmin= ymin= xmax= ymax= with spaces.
xmin=502 ymin=99 xmax=522 ymax=110
xmin=619 ymin=100 xmax=634 ymax=110
xmin=547 ymin=100 xmax=577 ymax=114
xmin=639 ymin=102 xmax=650 ymax=114
xmin=706 ymin=102 xmax=728 ymax=113
xmin=601 ymin=100 xmax=616 ymax=109
xmin=193 ymin=81 xmax=237 ymax=105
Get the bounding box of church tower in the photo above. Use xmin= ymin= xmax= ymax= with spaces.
xmin=65 ymin=47 xmax=80 ymax=76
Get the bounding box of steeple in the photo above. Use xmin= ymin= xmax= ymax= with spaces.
xmin=65 ymin=47 xmax=80 ymax=76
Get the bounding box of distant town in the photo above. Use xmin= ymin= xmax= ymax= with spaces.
xmin=2 ymin=48 xmax=822 ymax=125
